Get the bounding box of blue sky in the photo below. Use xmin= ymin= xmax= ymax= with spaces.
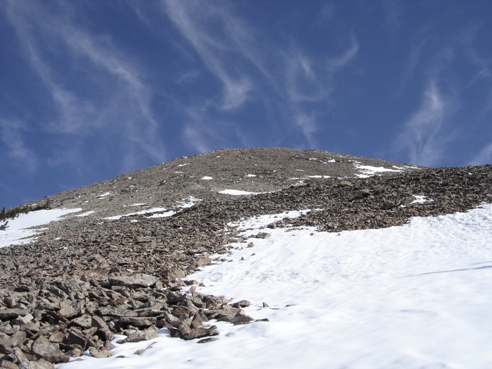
xmin=1 ymin=0 xmax=492 ymax=208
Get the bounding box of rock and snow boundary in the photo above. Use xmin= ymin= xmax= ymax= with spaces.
xmin=58 ymin=203 xmax=492 ymax=369
xmin=1 ymin=160 xmax=492 ymax=369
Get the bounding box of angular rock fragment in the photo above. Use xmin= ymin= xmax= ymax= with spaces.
xmin=69 ymin=314 xmax=92 ymax=329
xmin=91 ymin=316 xmax=113 ymax=341
xmin=0 ymin=310 xmax=28 ymax=321
xmin=32 ymin=336 xmax=69 ymax=363
xmin=88 ymin=347 xmax=112 ymax=359
xmin=231 ymin=300 xmax=251 ymax=308
xmin=108 ymin=274 xmax=157 ymax=288
xmin=124 ymin=327 xmax=158 ymax=343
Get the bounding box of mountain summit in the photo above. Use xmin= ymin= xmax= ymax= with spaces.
xmin=0 ymin=148 xmax=491 ymax=368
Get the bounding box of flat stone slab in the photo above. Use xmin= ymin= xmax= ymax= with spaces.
xmin=108 ymin=274 xmax=158 ymax=288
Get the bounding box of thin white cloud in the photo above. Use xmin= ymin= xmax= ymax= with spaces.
xmin=163 ymin=0 xmax=359 ymax=150
xmin=183 ymin=123 xmax=213 ymax=154
xmin=381 ymin=0 xmax=403 ymax=32
xmin=5 ymin=0 xmax=166 ymax=171
xmin=469 ymin=143 xmax=492 ymax=165
xmin=283 ymin=37 xmax=358 ymax=146
xmin=394 ymin=80 xmax=452 ymax=166
xmin=0 ymin=119 xmax=38 ymax=174
xmin=294 ymin=113 xmax=318 ymax=148
xmin=285 ymin=52 xmax=327 ymax=103
xmin=327 ymin=37 xmax=360 ymax=74
xmin=162 ymin=0 xmax=256 ymax=111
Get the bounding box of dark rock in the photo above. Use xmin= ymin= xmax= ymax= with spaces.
xmin=0 ymin=340 xmax=12 ymax=355
xmin=69 ymin=314 xmax=92 ymax=329
xmin=231 ymin=311 xmax=254 ymax=325
xmin=63 ymin=328 xmax=87 ymax=351
xmin=88 ymin=347 xmax=112 ymax=358
xmin=48 ymin=331 xmax=64 ymax=344
xmin=117 ymin=317 xmax=156 ymax=328
xmin=59 ymin=300 xmax=82 ymax=319
xmin=108 ymin=274 xmax=157 ymax=288
xmin=169 ymin=322 xmax=218 ymax=341
xmin=197 ymin=337 xmax=219 ymax=344
xmin=31 ymin=336 xmax=69 ymax=363
xmin=95 ymin=306 xmax=137 ymax=317
xmin=125 ymin=327 xmax=158 ymax=343
xmin=91 ymin=316 xmax=113 ymax=341
xmin=0 ymin=359 xmax=19 ymax=369
xmin=22 ymin=359 xmax=55 ymax=369
xmin=0 ymin=310 xmax=28 ymax=321
xmin=231 ymin=300 xmax=251 ymax=308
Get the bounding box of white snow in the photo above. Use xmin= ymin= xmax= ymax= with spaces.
xmin=355 ymin=164 xmax=402 ymax=177
xmin=58 ymin=203 xmax=492 ymax=369
xmin=0 ymin=208 xmax=82 ymax=248
xmin=75 ymin=211 xmax=95 ymax=217
xmin=97 ymin=192 xmax=111 ymax=198
xmin=307 ymin=175 xmax=330 ymax=179
xmin=106 ymin=198 xmax=200 ymax=220
xmin=410 ymin=195 xmax=433 ymax=204
xmin=201 ymin=176 xmax=213 ymax=180
xmin=147 ymin=197 xmax=200 ymax=218
xmin=219 ymin=189 xmax=261 ymax=196
xmin=246 ymin=174 xmax=257 ymax=177
xmin=178 ymin=196 xmax=201 ymax=208
xmin=105 ymin=207 xmax=169 ymax=220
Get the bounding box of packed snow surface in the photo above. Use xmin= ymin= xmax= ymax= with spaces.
xmin=106 ymin=197 xmax=200 ymax=220
xmin=219 ymin=189 xmax=261 ymax=196
xmin=355 ymin=164 xmax=403 ymax=178
xmin=58 ymin=203 xmax=492 ymax=369
xmin=0 ymin=208 xmax=81 ymax=248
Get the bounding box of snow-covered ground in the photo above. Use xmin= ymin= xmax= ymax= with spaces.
xmin=219 ymin=189 xmax=262 ymax=195
xmin=105 ymin=197 xmax=201 ymax=220
xmin=354 ymin=163 xmax=404 ymax=178
xmin=0 ymin=208 xmax=81 ymax=248
xmin=55 ymin=203 xmax=492 ymax=369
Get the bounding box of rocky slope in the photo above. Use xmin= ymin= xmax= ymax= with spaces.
xmin=1 ymin=147 xmax=491 ymax=369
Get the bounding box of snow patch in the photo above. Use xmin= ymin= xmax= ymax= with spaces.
xmin=75 ymin=211 xmax=95 ymax=217
xmin=219 ymin=189 xmax=261 ymax=196
xmin=410 ymin=195 xmax=433 ymax=204
xmin=355 ymin=163 xmax=402 ymax=178
xmin=59 ymin=204 xmax=492 ymax=369
xmin=0 ymin=208 xmax=82 ymax=248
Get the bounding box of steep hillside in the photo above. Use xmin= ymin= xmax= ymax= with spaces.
xmin=1 ymin=148 xmax=491 ymax=368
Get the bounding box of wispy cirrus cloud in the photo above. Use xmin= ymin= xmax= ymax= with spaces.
xmin=4 ymin=0 xmax=165 ymax=172
xmin=162 ymin=0 xmax=257 ymax=111
xmin=0 ymin=119 xmax=38 ymax=174
xmin=469 ymin=143 xmax=492 ymax=165
xmin=326 ymin=36 xmax=360 ymax=74
xmin=381 ymin=0 xmax=403 ymax=33
xmin=162 ymin=0 xmax=360 ymax=150
xmin=394 ymin=80 xmax=454 ymax=166
xmin=285 ymin=37 xmax=359 ymax=146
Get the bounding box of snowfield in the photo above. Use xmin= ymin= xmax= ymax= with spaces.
xmin=0 ymin=208 xmax=81 ymax=248
xmin=51 ymin=203 xmax=492 ymax=369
